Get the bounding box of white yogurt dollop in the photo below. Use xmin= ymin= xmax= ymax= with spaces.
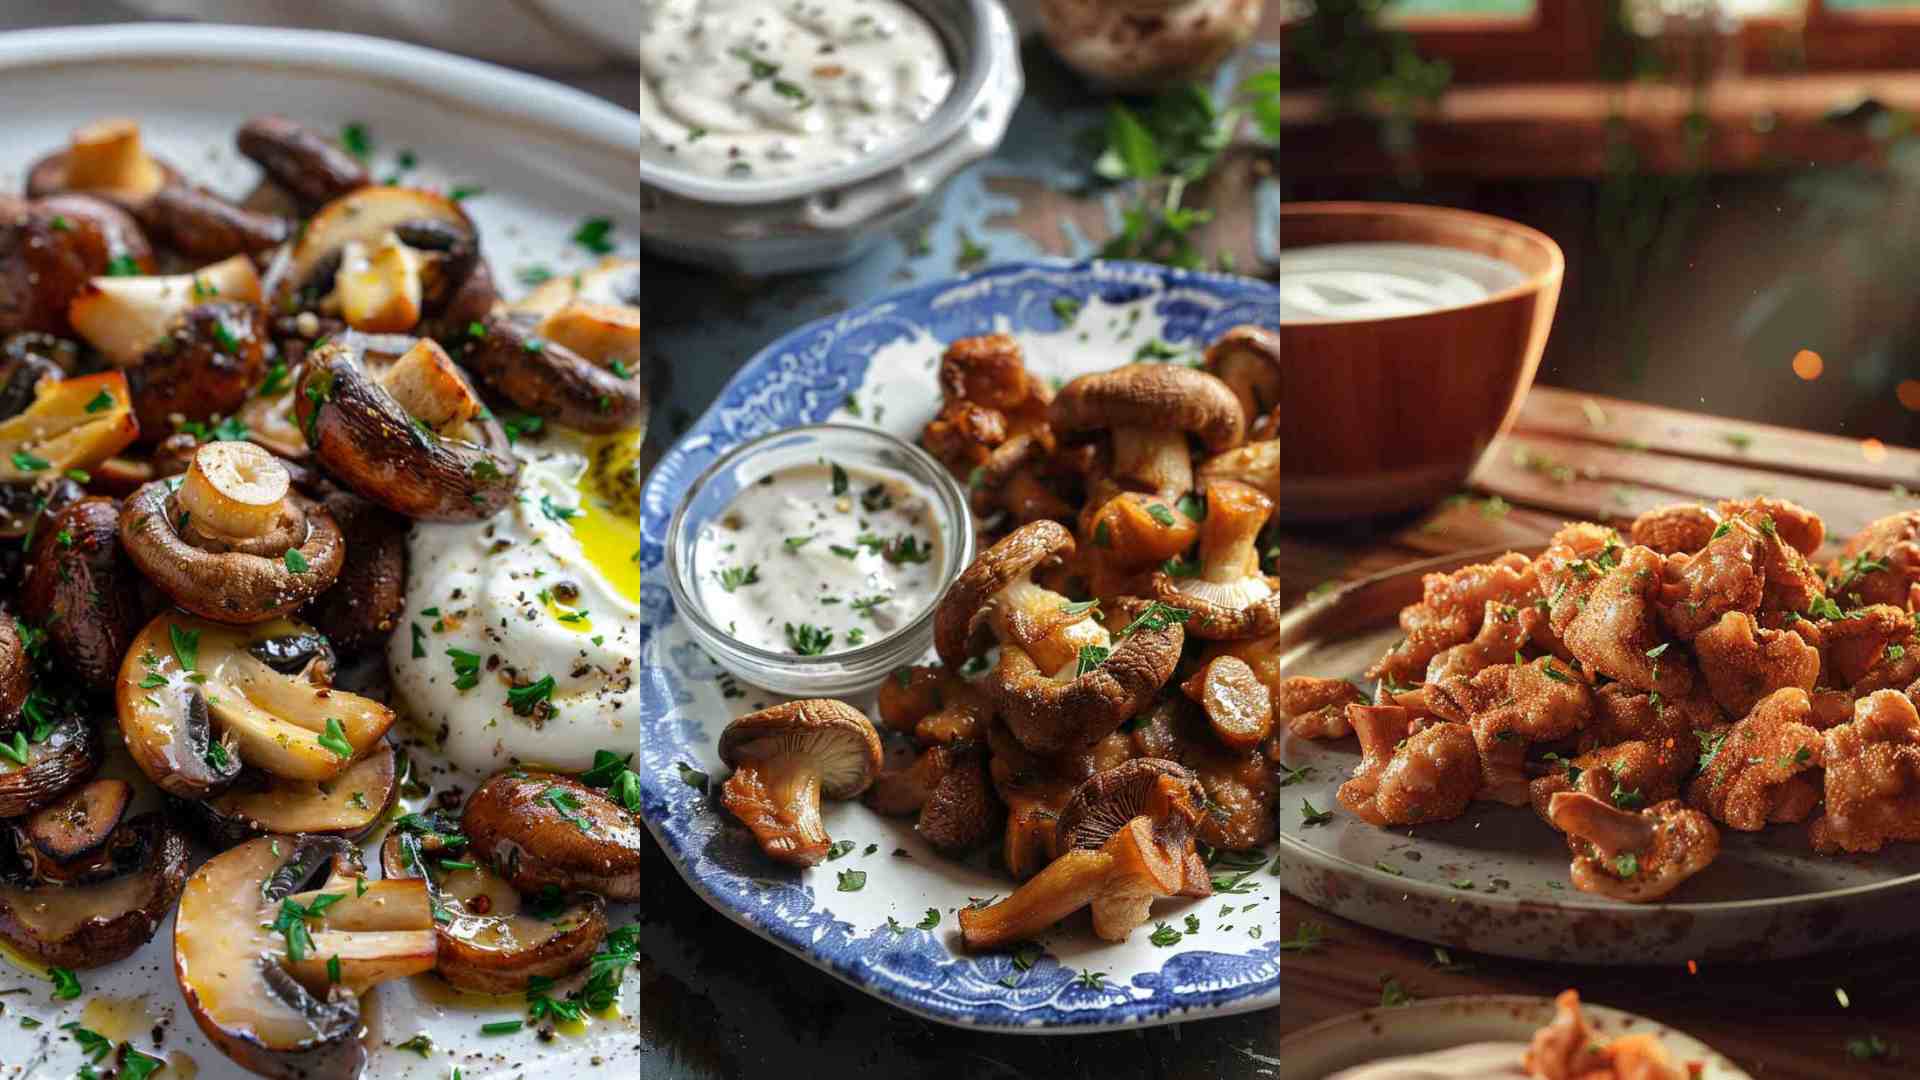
xmin=639 ymin=0 xmax=956 ymax=182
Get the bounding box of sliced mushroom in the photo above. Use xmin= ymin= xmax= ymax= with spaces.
xmin=958 ymin=758 xmax=1207 ymax=950
xmin=25 ymin=119 xmax=178 ymax=210
xmin=0 ymin=807 xmax=186 ymax=969
xmin=465 ymin=311 xmax=644 ymax=434
xmin=301 ymin=491 xmax=408 ymax=653
xmin=381 ymin=824 xmax=608 ymax=993
xmin=1180 ymin=655 xmax=1274 ymax=751
xmin=21 ymin=496 xmax=146 ymax=692
xmin=0 ymin=194 xmax=155 ymax=338
xmin=0 ymin=371 xmax=140 ymax=484
xmin=275 ymin=187 xmax=478 ymax=330
xmin=717 ymin=700 xmax=882 ymax=867
xmin=19 ymin=779 xmax=132 ymax=872
xmin=463 ymin=772 xmax=642 ymax=900
xmin=1052 ymin=363 xmax=1246 ymax=499
xmin=67 ymin=255 xmax=263 ymax=368
xmin=236 ymin=115 xmax=371 ymax=211
xmin=936 ymin=521 xmax=1182 ymax=754
xmin=295 ymin=336 xmax=519 ymax=521
xmin=175 ymin=835 xmax=434 ymax=1080
xmin=121 ymin=441 xmax=344 ymax=622
xmin=1150 ymin=479 xmax=1280 ymax=639
xmin=183 ymin=741 xmax=399 ymax=847
xmin=116 ymin=613 xmax=394 ymax=797
xmin=1204 ymin=325 xmax=1279 ymax=441
xmin=0 ymin=714 xmax=100 ymax=817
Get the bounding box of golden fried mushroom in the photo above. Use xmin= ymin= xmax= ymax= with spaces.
xmin=1367 ymin=552 xmax=1537 ymax=686
xmin=1426 ymin=600 xmax=1544 ymax=685
xmin=1809 ymin=689 xmax=1920 ymax=854
xmin=1628 ymin=503 xmax=1719 ymax=555
xmin=1692 ymin=611 xmax=1820 ymax=718
xmin=1548 ymin=792 xmax=1720 ymax=903
xmin=1277 ymin=675 xmax=1362 ymax=740
xmin=1688 ymin=687 xmax=1824 ymax=830
xmin=1431 ymin=657 xmax=1593 ymax=805
xmin=1336 ymin=705 xmax=1479 ymax=827
xmin=1827 ymin=510 xmax=1920 ymax=610
xmin=1558 ymin=545 xmax=1692 ymax=696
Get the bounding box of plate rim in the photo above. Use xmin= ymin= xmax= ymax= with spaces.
xmin=637 ymin=256 xmax=1283 ymax=1032
xmin=1279 ymin=543 xmax=1920 ymax=919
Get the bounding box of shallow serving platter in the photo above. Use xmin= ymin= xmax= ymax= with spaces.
xmin=0 ymin=24 xmax=638 ymax=1080
xmin=638 ymin=259 xmax=1279 ymax=1031
xmin=1275 ymin=995 xmax=1749 ymax=1080
xmin=1277 ymin=547 xmax=1920 ymax=966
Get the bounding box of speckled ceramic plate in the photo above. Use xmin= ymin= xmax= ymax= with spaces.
xmin=0 ymin=23 xmax=638 ymax=1080
xmin=1275 ymin=995 xmax=1750 ymax=1080
xmin=639 ymin=260 xmax=1280 ymax=1031
xmin=1277 ymin=547 xmax=1920 ymax=966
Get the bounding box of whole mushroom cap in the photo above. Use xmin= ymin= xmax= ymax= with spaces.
xmin=1051 ymin=363 xmax=1247 ymax=451
xmin=1054 ymin=757 xmax=1204 ymax=853
xmin=718 ymin=699 xmax=883 ymax=800
xmin=934 ymin=519 xmax=1075 ymax=670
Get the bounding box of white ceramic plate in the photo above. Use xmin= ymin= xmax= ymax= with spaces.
xmin=0 ymin=24 xmax=638 ymax=1080
xmin=1275 ymin=995 xmax=1750 ymax=1080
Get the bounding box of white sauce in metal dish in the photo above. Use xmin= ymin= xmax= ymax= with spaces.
xmin=692 ymin=461 xmax=946 ymax=655
xmin=1326 ymin=1043 xmax=1533 ymax=1080
xmin=1279 ymin=242 xmax=1527 ymax=323
xmin=639 ymin=0 xmax=956 ymax=182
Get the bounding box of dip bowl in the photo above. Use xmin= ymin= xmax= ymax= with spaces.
xmin=639 ymin=0 xmax=1023 ymax=274
xmin=1280 ymin=201 xmax=1565 ymax=522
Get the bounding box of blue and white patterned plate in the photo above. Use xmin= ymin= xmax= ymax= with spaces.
xmin=638 ymin=260 xmax=1280 ymax=1031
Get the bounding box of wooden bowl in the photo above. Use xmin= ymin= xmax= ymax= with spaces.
xmin=1280 ymin=201 xmax=1564 ymax=522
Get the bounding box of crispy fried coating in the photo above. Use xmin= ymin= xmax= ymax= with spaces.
xmin=1549 ymin=792 xmax=1720 ymax=903
xmin=1693 ymin=611 xmax=1820 ymax=718
xmin=1336 ymin=705 xmax=1479 ymax=826
xmin=1582 ymin=682 xmax=1720 ymax=755
xmin=1561 ymin=545 xmax=1692 ymax=696
xmin=1816 ymin=604 xmax=1915 ymax=689
xmin=1529 ymin=739 xmax=1693 ymax=825
xmin=1629 ymin=503 xmax=1719 ymax=555
xmin=1276 ymin=675 xmax=1363 ymax=740
xmin=1656 ymin=525 xmax=1764 ymax=640
xmin=1828 ymin=510 xmax=1920 ymax=611
xmin=1524 ymin=990 xmax=1690 ymax=1080
xmin=1718 ymin=496 xmax=1825 ymax=557
xmin=1366 ymin=552 xmax=1537 ymax=685
xmin=1809 ymin=689 xmax=1920 ymax=854
xmin=1688 ymin=687 xmax=1824 ymax=830
xmin=1425 ymin=599 xmax=1544 ymax=685
xmin=1431 ymin=657 xmax=1593 ymax=805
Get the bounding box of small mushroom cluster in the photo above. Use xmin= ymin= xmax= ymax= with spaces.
xmin=0 ymin=114 xmax=646 ymax=1078
xmin=713 ymin=328 xmax=1278 ymax=950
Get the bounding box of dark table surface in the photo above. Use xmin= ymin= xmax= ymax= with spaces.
xmin=637 ymin=21 xmax=1283 ymax=1080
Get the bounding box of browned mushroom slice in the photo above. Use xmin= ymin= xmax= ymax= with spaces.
xmin=20 ymin=778 xmax=132 ymax=871
xmin=141 ymin=184 xmax=290 ymax=260
xmin=184 ymin=742 xmax=399 ymax=847
xmin=958 ymin=759 xmax=1207 ymax=950
xmin=716 ymin=700 xmax=882 ymax=868
xmin=20 ymin=496 xmax=145 ymax=692
xmin=380 ymin=825 xmax=607 ymax=993
xmin=465 ymin=311 xmax=643 ymax=435
xmin=275 ymin=187 xmax=479 ymax=330
xmin=123 ymin=300 xmax=269 ymax=442
xmin=463 ymin=772 xmax=642 ymax=900
xmin=175 ymin=835 xmax=434 ymax=1080
xmin=0 ymin=193 xmax=155 ymax=338
xmin=0 ymin=810 xmax=186 ymax=969
xmin=514 ymin=257 xmax=639 ymax=316
xmin=1150 ymin=479 xmax=1280 ymax=640
xmin=295 ymin=337 xmax=518 ymax=521
xmin=864 ymin=741 xmax=1001 ymax=853
xmin=1196 ymin=439 xmax=1277 ymax=502
xmin=236 ymin=115 xmax=371 ymax=210
xmin=121 ymin=442 xmax=345 ymax=622
xmin=0 ymin=715 xmax=100 ymax=817
xmin=1180 ymin=655 xmax=1274 ymax=751
xmin=1052 ymin=363 xmax=1246 ymax=498
xmin=0 ymin=371 xmax=140 ymax=486
xmin=67 ymin=254 xmax=263 ymax=368
xmin=116 ymin=614 xmax=393 ymax=797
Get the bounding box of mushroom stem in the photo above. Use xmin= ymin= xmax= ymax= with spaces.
xmin=957 ymin=848 xmax=1114 ymax=951
xmin=178 ymin=441 xmax=291 ymax=540
xmin=376 ymin=340 xmax=482 ymax=435
xmin=992 ymin=579 xmax=1109 ymax=676
xmin=1197 ymin=480 xmax=1272 ymax=584
xmin=720 ymin=760 xmax=831 ymax=866
xmin=64 ymin=119 xmax=164 ymax=198
xmin=1110 ymin=426 xmax=1191 ymax=498
xmin=1348 ymin=705 xmax=1412 ymax=762
xmin=1547 ymin=791 xmax=1656 ymax=858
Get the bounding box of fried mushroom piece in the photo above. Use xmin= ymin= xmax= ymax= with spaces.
xmin=1580 ymin=682 xmax=1719 ymax=755
xmin=1129 ymin=695 xmax=1276 ymax=850
xmin=1052 ymin=363 xmax=1246 ymax=499
xmin=1196 ymin=438 xmax=1277 ymax=502
xmin=1526 ymin=989 xmax=1690 ymax=1080
xmin=1367 ymin=551 xmax=1537 ymax=685
xmin=1203 ymin=324 xmax=1278 ymax=441
xmin=1655 ymin=520 xmax=1766 ymax=640
xmin=1808 ymin=689 xmax=1920 ymax=854
xmin=1814 ymin=604 xmax=1915 ymax=689
xmin=875 ymin=664 xmax=994 ymax=745
xmin=24 ymin=119 xmax=179 ymax=215
xmin=299 ymin=491 xmax=407 ymax=653
xmin=985 ymin=722 xmax=1135 ymax=880
xmin=67 ymin=253 xmax=262 ymax=368
xmin=1558 ymin=545 xmax=1692 ymax=696
xmin=1276 ymin=675 xmax=1362 ymax=740
xmin=1426 ymin=599 xmax=1544 ymax=685
xmin=1826 ymin=510 xmax=1920 ymax=610
xmin=174 ymin=836 xmax=435 ymax=1080
xmin=20 ymin=496 xmax=145 ymax=693
xmin=382 ymin=824 xmax=607 ymax=994
xmin=0 ymin=613 xmax=32 ymax=733
xmin=462 ymin=772 xmax=641 ymax=901
xmin=1430 ymin=657 xmax=1593 ymax=805
xmin=275 ymin=187 xmax=479 ymax=332
xmin=957 ymin=759 xmax=1207 ymax=950
xmin=0 ymin=371 xmax=139 ymax=488
xmin=718 ymin=700 xmax=882 ymax=869
xmin=1335 ymin=705 xmax=1479 ymax=827
xmin=921 ymin=333 xmax=1053 ymax=477
xmin=1718 ymin=496 xmax=1824 ymax=557
xmin=1528 ymin=740 xmax=1692 ymax=826
xmin=1181 ymin=655 xmax=1272 ymax=751
xmin=296 ymin=336 xmax=518 ymax=520
xmin=1629 ymin=503 xmax=1719 ymax=555
xmin=124 ymin=301 xmax=269 ymax=442
xmin=0 ymin=194 xmax=154 ymax=337
xmin=0 ymin=714 xmax=100 ymax=818
xmin=121 ymin=441 xmax=344 ymax=622
xmin=1149 ymin=478 xmax=1279 ymax=640
xmin=183 ymin=742 xmax=399 ymax=847
xmin=0 ymin=802 xmax=187 ymax=969
xmin=1693 ymin=611 xmax=1820 ymax=718
xmin=1548 ymin=792 xmax=1719 ymax=903
xmin=1687 ymin=687 xmax=1824 ymax=830
xmin=865 ymin=741 xmax=1002 ymax=854
xmin=115 ymin=614 xmax=393 ymax=797
xmin=236 ymin=115 xmax=371 ymax=210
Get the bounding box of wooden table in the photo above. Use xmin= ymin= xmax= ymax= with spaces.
xmin=1278 ymin=386 xmax=1920 ymax=1077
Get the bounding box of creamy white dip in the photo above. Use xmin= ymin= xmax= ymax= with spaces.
xmin=639 ymin=0 xmax=956 ymax=182
xmin=1327 ymin=1043 xmax=1533 ymax=1080
xmin=692 ymin=461 xmax=946 ymax=655
xmin=1279 ymin=242 xmax=1526 ymax=323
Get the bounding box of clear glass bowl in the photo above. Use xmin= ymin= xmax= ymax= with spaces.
xmin=664 ymin=423 xmax=975 ymax=697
